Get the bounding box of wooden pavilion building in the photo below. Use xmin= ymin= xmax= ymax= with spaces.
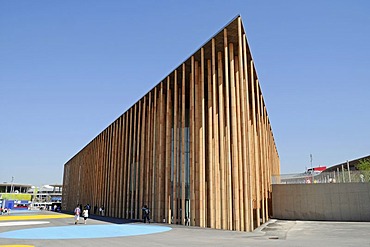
xmin=62 ymin=16 xmax=280 ymax=232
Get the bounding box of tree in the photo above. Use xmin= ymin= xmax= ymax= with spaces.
xmin=356 ymin=158 xmax=370 ymax=182
xmin=356 ymin=158 xmax=370 ymax=171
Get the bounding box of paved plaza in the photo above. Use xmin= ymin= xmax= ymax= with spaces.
xmin=0 ymin=210 xmax=369 ymax=247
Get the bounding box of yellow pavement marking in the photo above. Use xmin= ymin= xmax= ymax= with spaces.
xmin=0 ymin=245 xmax=34 ymax=247
xmin=0 ymin=214 xmax=73 ymax=221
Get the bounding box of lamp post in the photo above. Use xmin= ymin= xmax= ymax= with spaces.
xmin=347 ymin=160 xmax=351 ymax=182
xmin=10 ymin=176 xmax=14 ymax=193
xmin=310 ymin=154 xmax=313 ymax=183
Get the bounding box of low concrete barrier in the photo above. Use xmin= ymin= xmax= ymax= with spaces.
xmin=272 ymin=183 xmax=370 ymax=221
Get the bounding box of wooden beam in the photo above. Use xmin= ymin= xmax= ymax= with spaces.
xmin=242 ymin=33 xmax=253 ymax=231
xmin=211 ymin=38 xmax=221 ymax=229
xmin=190 ymin=56 xmax=195 ymax=226
xmin=207 ymin=58 xmax=214 ymax=228
xmin=235 ymin=55 xmax=244 ymax=231
xmin=165 ymin=76 xmax=172 ymax=223
xmin=200 ymin=47 xmax=206 ymax=227
xmin=139 ymin=97 xmax=146 ymax=219
xmin=224 ymin=28 xmax=233 ymax=230
xmin=217 ymin=51 xmax=226 ymax=229
xmin=173 ymin=70 xmax=178 ymax=224
xmin=229 ymin=42 xmax=240 ymax=231
xmin=181 ymin=63 xmax=186 ymax=225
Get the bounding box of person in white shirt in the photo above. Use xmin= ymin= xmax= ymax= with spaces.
xmin=74 ymin=205 xmax=81 ymax=225
xmin=82 ymin=206 xmax=89 ymax=224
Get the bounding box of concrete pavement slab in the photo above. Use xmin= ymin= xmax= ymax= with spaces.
xmin=0 ymin=211 xmax=369 ymax=247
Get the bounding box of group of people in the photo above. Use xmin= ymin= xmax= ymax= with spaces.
xmin=74 ymin=204 xmax=90 ymax=224
xmin=73 ymin=204 xmax=106 ymax=225
xmin=73 ymin=204 xmax=151 ymax=224
xmin=0 ymin=208 xmax=10 ymax=215
xmin=72 ymin=204 xmax=194 ymax=226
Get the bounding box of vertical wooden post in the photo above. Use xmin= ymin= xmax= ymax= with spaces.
xmin=250 ymin=61 xmax=261 ymax=227
xmin=224 ymin=28 xmax=233 ymax=230
xmin=200 ymin=47 xmax=206 ymax=227
xmin=99 ymin=135 xmax=103 ymax=213
xmin=130 ymin=104 xmax=137 ymax=219
xmin=194 ymin=59 xmax=200 ymax=226
xmin=157 ymin=82 xmax=164 ymax=222
xmin=106 ymin=127 xmax=112 ymax=216
xmin=99 ymin=132 xmax=104 ymax=214
xmin=134 ymin=102 xmax=141 ymax=218
xmin=217 ymin=51 xmax=226 ymax=229
xmin=97 ymin=133 xmax=103 ymax=212
xmin=127 ymin=108 xmax=134 ymax=218
xmin=145 ymin=92 xmax=152 ymax=208
xmin=151 ymin=88 xmax=157 ymax=220
xmin=181 ymin=63 xmax=186 ymax=225
xmin=122 ymin=113 xmax=129 ymax=218
xmin=262 ymin=95 xmax=268 ymax=223
xmin=99 ymin=131 xmax=104 ymax=214
xmin=118 ymin=116 xmax=125 ymax=218
xmin=242 ymin=33 xmax=253 ymax=231
xmin=190 ymin=56 xmax=195 ymax=226
xmin=110 ymin=124 xmax=115 ymax=216
xmin=239 ymin=21 xmax=250 ymax=232
xmin=102 ymin=129 xmax=109 ymax=215
xmin=110 ymin=122 xmax=115 ymax=216
xmin=111 ymin=121 xmax=118 ymax=217
xmin=207 ymin=58 xmax=214 ymax=228
xmin=139 ymin=97 xmax=146 ymax=219
xmin=235 ymin=55 xmax=244 ymax=231
xmin=102 ymin=129 xmax=108 ymax=214
xmin=255 ymin=82 xmax=264 ymax=223
xmin=173 ymin=70 xmax=178 ymax=224
xmin=229 ymin=42 xmax=240 ymax=231
xmin=211 ymin=38 xmax=220 ymax=229
xmin=165 ymin=76 xmax=172 ymax=223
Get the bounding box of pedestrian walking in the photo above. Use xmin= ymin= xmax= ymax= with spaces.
xmin=142 ymin=205 xmax=150 ymax=223
xmin=99 ymin=205 xmax=105 ymax=216
xmin=74 ymin=204 xmax=81 ymax=224
xmin=82 ymin=206 xmax=89 ymax=224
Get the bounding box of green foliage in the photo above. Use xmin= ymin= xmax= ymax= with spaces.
xmin=356 ymin=158 xmax=370 ymax=171
xmin=1 ymin=193 xmax=32 ymax=200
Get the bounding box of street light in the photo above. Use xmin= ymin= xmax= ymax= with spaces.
xmin=310 ymin=154 xmax=313 ymax=183
xmin=10 ymin=176 xmax=14 ymax=193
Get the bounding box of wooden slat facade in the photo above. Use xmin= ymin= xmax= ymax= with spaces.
xmin=62 ymin=16 xmax=280 ymax=232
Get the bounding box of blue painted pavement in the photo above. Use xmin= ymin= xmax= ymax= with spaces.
xmin=0 ymin=224 xmax=172 ymax=239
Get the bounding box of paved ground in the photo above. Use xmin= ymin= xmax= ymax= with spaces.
xmin=0 ymin=210 xmax=369 ymax=247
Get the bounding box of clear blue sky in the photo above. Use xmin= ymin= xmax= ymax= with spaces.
xmin=1 ymin=1 xmax=369 ymax=186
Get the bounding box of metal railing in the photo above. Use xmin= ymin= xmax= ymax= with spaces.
xmin=272 ymin=170 xmax=370 ymax=184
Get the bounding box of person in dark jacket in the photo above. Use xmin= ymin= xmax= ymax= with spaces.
xmin=142 ymin=205 xmax=150 ymax=223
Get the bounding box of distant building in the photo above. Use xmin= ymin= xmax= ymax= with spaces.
xmin=29 ymin=184 xmax=63 ymax=203
xmin=274 ymin=166 xmax=326 ymax=184
xmin=323 ymin=155 xmax=370 ymax=172
xmin=0 ymin=183 xmax=33 ymax=211
xmin=273 ymin=155 xmax=370 ymax=185
xmin=0 ymin=183 xmax=32 ymax=194
xmin=320 ymin=155 xmax=370 ymax=183
xmin=0 ymin=183 xmax=62 ymax=211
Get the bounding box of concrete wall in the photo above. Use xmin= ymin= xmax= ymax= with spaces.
xmin=272 ymin=183 xmax=370 ymax=221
